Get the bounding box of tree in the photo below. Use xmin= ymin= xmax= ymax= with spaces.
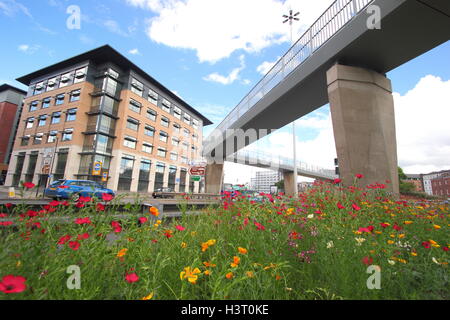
xmin=398 ymin=167 xmax=415 ymax=194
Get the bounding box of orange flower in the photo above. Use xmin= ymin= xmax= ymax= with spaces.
xmin=238 ymin=247 xmax=248 ymax=254
xmin=203 ymin=261 xmax=217 ymax=268
xmin=117 ymin=248 xmax=128 ymax=258
xmin=246 ymin=271 xmax=254 ymax=278
xmin=201 ymin=239 xmax=216 ymax=252
xmin=226 ymin=272 xmax=234 ymax=279
xmin=149 ymin=206 xmax=159 ymax=217
xmin=180 ymin=267 xmax=201 ymax=284
xmin=230 ymin=256 xmax=240 ymax=268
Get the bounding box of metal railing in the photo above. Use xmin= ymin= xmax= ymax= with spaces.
xmin=207 ymin=0 xmax=373 ymax=138
xmin=232 ymin=149 xmax=338 ymax=180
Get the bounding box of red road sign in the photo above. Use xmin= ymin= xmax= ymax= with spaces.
xmin=189 ymin=166 xmax=206 ymax=176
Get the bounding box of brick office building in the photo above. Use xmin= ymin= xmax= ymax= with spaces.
xmin=5 ymin=45 xmax=212 ymax=193
xmin=431 ymin=172 xmax=450 ymax=198
xmin=0 ymin=84 xmax=26 ymax=183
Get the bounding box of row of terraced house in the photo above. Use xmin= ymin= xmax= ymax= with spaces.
xmin=3 ymin=45 xmax=212 ymax=193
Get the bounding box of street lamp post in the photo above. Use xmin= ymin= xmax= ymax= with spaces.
xmin=283 ymin=9 xmax=300 ymax=197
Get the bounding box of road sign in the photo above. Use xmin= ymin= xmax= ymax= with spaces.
xmin=92 ymin=161 xmax=102 ymax=176
xmin=189 ymin=166 xmax=206 ymax=176
xmin=102 ymin=171 xmax=108 ymax=182
xmin=191 ymin=176 xmax=201 ymax=182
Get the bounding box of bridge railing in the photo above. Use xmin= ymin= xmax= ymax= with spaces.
xmin=208 ymin=0 xmax=373 ymax=139
xmin=231 ymin=149 xmax=338 ymax=179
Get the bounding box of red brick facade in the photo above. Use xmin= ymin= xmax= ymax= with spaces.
xmin=431 ymin=174 xmax=450 ymax=197
xmin=0 ymin=101 xmax=19 ymax=167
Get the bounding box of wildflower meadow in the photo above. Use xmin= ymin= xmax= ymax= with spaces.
xmin=0 ymin=177 xmax=448 ymax=300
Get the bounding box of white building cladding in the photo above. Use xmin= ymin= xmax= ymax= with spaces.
xmin=250 ymin=171 xmax=282 ymax=193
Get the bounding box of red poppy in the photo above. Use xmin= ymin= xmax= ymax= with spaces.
xmin=78 ymin=196 xmax=92 ymax=203
xmin=175 ymin=225 xmax=186 ymax=231
xmin=337 ymin=202 xmax=345 ymax=209
xmin=26 ymin=210 xmax=38 ymax=217
xmin=352 ymin=203 xmax=361 ymax=211
xmin=125 ymin=273 xmax=139 ymax=283
xmin=48 ymin=200 xmax=60 ymax=207
xmin=0 ymin=221 xmax=13 ymax=226
xmin=22 ymin=182 xmax=35 ymax=189
xmin=58 ymin=235 xmax=71 ymax=245
xmin=77 ymin=233 xmax=90 ymax=240
xmin=102 ymin=193 xmax=114 ymax=202
xmin=74 ymin=217 xmax=91 ymax=225
xmin=96 ymin=203 xmax=105 ymax=212
xmin=0 ymin=213 xmax=7 ymax=218
xmin=68 ymin=241 xmax=80 ymax=251
xmin=254 ymin=222 xmax=265 ymax=231
xmin=393 ymin=224 xmax=402 ymax=231
xmin=61 ymin=201 xmax=70 ymax=206
xmin=138 ymin=217 xmax=148 ymax=224
xmin=358 ymin=225 xmax=374 ymax=233
xmin=75 ymin=202 xmax=85 ymax=209
xmin=380 ymin=223 xmax=390 ymax=228
xmin=443 ymin=247 xmax=449 ymax=252
xmin=422 ymin=241 xmax=431 ymax=249
xmin=5 ymin=203 xmax=12 ymax=209
xmin=0 ymin=275 xmax=27 ymax=293
xmin=111 ymin=221 xmax=122 ymax=233
xmin=362 ymin=256 xmax=373 ymax=266
xmin=333 ymin=178 xmax=342 ymax=184
xmin=355 ymin=174 xmax=364 ymax=179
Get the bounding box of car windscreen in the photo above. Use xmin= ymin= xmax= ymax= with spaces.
xmin=50 ymin=180 xmax=65 ymax=186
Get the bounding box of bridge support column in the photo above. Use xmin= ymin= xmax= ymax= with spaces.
xmin=327 ymin=64 xmax=399 ymax=194
xmin=205 ymin=163 xmax=224 ymax=194
xmin=283 ymin=171 xmax=297 ymax=197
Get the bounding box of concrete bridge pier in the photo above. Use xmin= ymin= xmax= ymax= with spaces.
xmin=283 ymin=170 xmax=297 ymax=197
xmin=327 ymin=64 xmax=399 ymax=194
xmin=205 ymin=163 xmax=224 ymax=194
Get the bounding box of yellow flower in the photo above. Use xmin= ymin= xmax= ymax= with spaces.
xmin=390 ymin=234 xmax=395 ymax=238
xmin=433 ymin=224 xmax=441 ymax=230
xmin=238 ymin=247 xmax=248 ymax=254
xmin=398 ymin=259 xmax=407 ymax=264
xmin=286 ymin=208 xmax=295 ymax=215
xmin=180 ymin=267 xmax=201 ymax=284
xmin=181 ymin=242 xmax=187 ymax=248
xmin=204 ymin=270 xmax=211 ymax=276
xmin=246 ymin=271 xmax=254 ymax=278
xmin=387 ymin=240 xmax=395 ymax=245
xmin=226 ymin=272 xmax=234 ymax=279
xmin=354 ymin=231 xmax=363 ymax=235
xmin=411 ymin=252 xmax=418 ymax=257
xmin=230 ymin=256 xmax=241 ymax=268
xmin=404 ymin=221 xmax=413 ymax=225
xmin=374 ymin=231 xmax=382 ymax=235
xmin=16 ymin=261 xmax=21 ymax=268
xmin=398 ymin=234 xmax=405 ymax=239
xmin=117 ymin=248 xmax=128 ymax=258
xmin=141 ymin=292 xmax=154 ymax=300
xmin=201 ymin=239 xmax=217 ymax=252
xmin=355 ymin=237 xmax=366 ymax=246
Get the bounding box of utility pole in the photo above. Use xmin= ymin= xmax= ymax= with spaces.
xmin=283 ymin=9 xmax=300 ymax=197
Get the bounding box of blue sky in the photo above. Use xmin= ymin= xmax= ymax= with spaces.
xmin=1 ymin=0 xmax=449 ymax=182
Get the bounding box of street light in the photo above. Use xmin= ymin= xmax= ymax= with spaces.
xmin=283 ymin=9 xmax=300 ymax=197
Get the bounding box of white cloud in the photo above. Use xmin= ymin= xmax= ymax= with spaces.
xmin=17 ymin=44 xmax=40 ymax=54
xmin=256 ymin=58 xmax=279 ymax=75
xmin=0 ymin=0 xmax=32 ymax=18
xmin=126 ymin=0 xmax=334 ymax=63
xmin=203 ymin=55 xmax=246 ymax=85
xmin=128 ymin=48 xmax=141 ymax=55
xmin=394 ymin=75 xmax=450 ymax=174
xmin=104 ymin=19 xmax=129 ymax=36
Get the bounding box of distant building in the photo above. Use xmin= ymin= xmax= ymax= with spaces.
xmin=422 ymin=170 xmax=450 ymax=196
xmin=404 ymin=174 xmax=424 ymax=192
xmin=431 ymin=172 xmax=450 ymax=198
xmin=250 ymin=171 xmax=282 ymax=194
xmin=0 ymin=84 xmax=26 ymax=184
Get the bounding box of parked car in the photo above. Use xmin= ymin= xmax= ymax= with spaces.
xmin=152 ymin=187 xmax=175 ymax=199
xmin=44 ymin=179 xmax=115 ymax=201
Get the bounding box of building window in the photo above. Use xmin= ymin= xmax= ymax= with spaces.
xmin=172 ymin=137 xmax=180 ymax=147
xmin=154 ymin=162 xmax=165 ymax=190
xmin=161 ymin=99 xmax=171 ymax=113
xmin=33 ymin=133 xmax=43 ymax=145
xmin=66 ymin=108 xmax=77 ymax=121
xmin=129 ymin=99 xmax=142 ymax=114
xmin=159 ymin=131 xmax=168 ymax=143
xmin=192 ymin=119 xmax=199 ymax=130
xmin=144 ymin=125 xmax=155 ymax=137
xmin=47 ymin=131 xmax=58 ymax=143
xmin=55 ymin=94 xmax=65 ymax=106
xmin=47 ymin=77 xmax=57 ymax=91
xmin=118 ymin=156 xmax=135 ymax=191
xmin=183 ymin=113 xmax=191 ymax=125
xmin=69 ymin=89 xmax=81 ymax=102
xmin=124 ymin=136 xmax=137 ymax=149
xmin=173 ymin=106 xmax=181 ymax=119
xmin=29 ymin=101 xmax=39 ymax=112
xmin=54 ymin=150 xmax=69 ymax=180
xmin=161 ymin=116 xmax=170 ymax=127
xmin=126 ymin=117 xmax=139 ymax=131
xmin=26 ymin=117 xmax=34 ymax=129
xmin=146 ymin=108 xmax=157 ymax=121
xmin=148 ymin=89 xmax=158 ymax=105
xmin=74 ymin=67 xmax=87 ymax=83
xmin=51 ymin=112 xmax=61 ymax=124
xmin=182 ymin=142 xmax=189 ymax=152
xmin=192 ymin=134 xmax=199 ymax=142
xmin=170 ymin=152 xmax=178 ymax=161
xmin=142 ymin=143 xmax=153 ymax=154
xmin=33 ymin=82 xmax=45 ymax=95
xmin=42 ymin=97 xmax=51 ymax=108
xmin=38 ymin=115 xmax=47 ymax=127
xmin=131 ymin=78 xmax=144 ymax=97
xmin=181 ymin=156 xmax=188 ymax=164
xmin=157 ymin=147 xmax=167 ymax=158
xmin=138 ymin=160 xmax=151 ymax=192
xmin=173 ymin=123 xmax=181 ymax=134
xmin=60 ymin=72 xmax=72 ymax=87
xmin=183 ymin=129 xmax=190 ymax=138
xmin=179 ymin=168 xmax=187 ymax=192
xmin=21 ymin=135 xmax=30 ymax=146
xmin=168 ymin=165 xmax=177 ymax=190
xmin=62 ymin=129 xmax=73 ymax=141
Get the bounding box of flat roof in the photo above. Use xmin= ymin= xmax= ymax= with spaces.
xmin=0 ymin=83 xmax=27 ymax=95
xmin=16 ymin=45 xmax=212 ymax=125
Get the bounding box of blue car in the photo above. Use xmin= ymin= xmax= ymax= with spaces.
xmin=44 ymin=179 xmax=115 ymax=201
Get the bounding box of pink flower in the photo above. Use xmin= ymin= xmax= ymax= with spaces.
xmin=0 ymin=275 xmax=27 ymax=293
xmin=138 ymin=217 xmax=148 ymax=225
xmin=352 ymin=203 xmax=361 ymax=211
xmin=125 ymin=273 xmax=139 ymax=283
xmin=175 ymin=225 xmax=186 ymax=231
xmin=111 ymin=221 xmax=122 ymax=233
xmin=337 ymin=202 xmax=345 ymax=210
